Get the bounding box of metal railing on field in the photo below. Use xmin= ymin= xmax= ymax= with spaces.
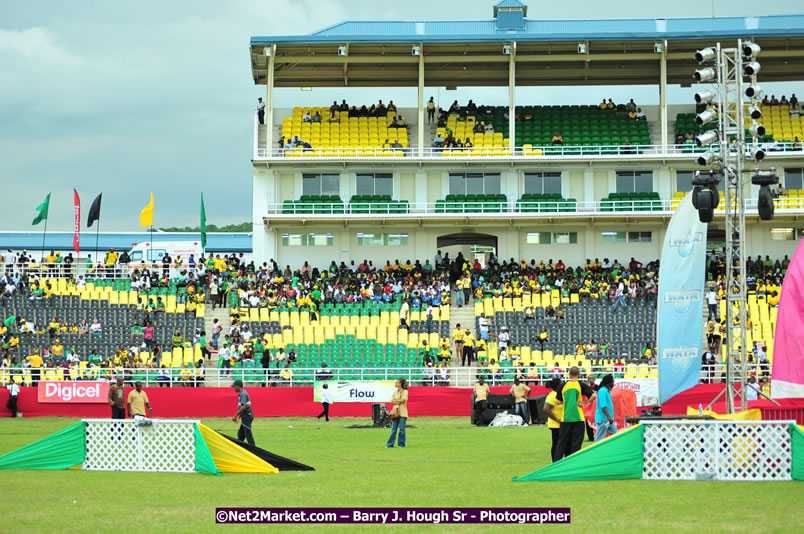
xmin=0 ymin=262 xmax=207 ymax=280
xmin=0 ymin=364 xmax=754 ymax=389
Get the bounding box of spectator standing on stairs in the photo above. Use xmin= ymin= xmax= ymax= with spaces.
xmin=453 ymin=324 xmax=465 ymax=363
xmin=256 ymin=98 xmax=265 ymax=125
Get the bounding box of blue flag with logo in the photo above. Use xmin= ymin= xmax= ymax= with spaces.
xmin=658 ymin=193 xmax=707 ymax=404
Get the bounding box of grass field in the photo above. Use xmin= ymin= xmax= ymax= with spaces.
xmin=1 ymin=416 xmax=802 ymax=533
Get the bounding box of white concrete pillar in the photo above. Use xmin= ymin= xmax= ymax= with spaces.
xmin=659 ymin=40 xmax=668 ymax=151
xmin=508 ymin=43 xmax=516 ymax=152
xmin=417 ymin=44 xmax=425 ymax=157
xmin=266 ymin=45 xmax=276 ymax=153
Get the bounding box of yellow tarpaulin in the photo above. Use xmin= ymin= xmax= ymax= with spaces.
xmin=685 ymin=407 xmax=762 ymax=420
xmin=197 ymin=424 xmax=279 ymax=474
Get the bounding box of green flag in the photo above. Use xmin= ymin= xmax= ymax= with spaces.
xmin=200 ymin=193 xmax=207 ymax=249
xmin=32 ymin=193 xmax=51 ymax=226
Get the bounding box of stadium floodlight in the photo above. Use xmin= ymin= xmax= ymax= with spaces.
xmin=697 ymin=150 xmax=718 ymax=166
xmin=411 ymin=45 xmax=420 ymax=56
xmin=695 ymin=90 xmax=716 ymax=105
xmin=337 ymin=46 xmax=347 ymax=57
xmin=696 ymin=108 xmax=717 ymax=126
xmin=745 ymin=85 xmax=763 ymax=99
xmin=654 ymin=42 xmax=663 ymax=53
xmin=742 ymin=41 xmax=761 ymax=60
xmin=691 ymin=171 xmax=721 ymax=223
xmin=263 ymin=47 xmax=272 ymax=57
xmin=752 ymin=171 xmax=779 ymax=221
xmin=749 ymin=124 xmax=766 ymax=137
xmin=577 ymin=43 xmax=587 ymax=54
xmin=502 ymin=44 xmax=512 ymax=55
xmin=696 ymin=130 xmax=719 ymax=147
xmin=744 ymin=61 xmax=761 ymax=76
xmin=694 ymin=67 xmax=716 ymax=82
xmin=695 ymin=48 xmax=716 ymax=63
xmin=747 ymin=105 xmax=762 ymax=120
xmin=750 ymin=147 xmax=766 ymax=162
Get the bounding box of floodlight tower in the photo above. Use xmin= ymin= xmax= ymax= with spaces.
xmin=693 ymin=39 xmax=768 ymax=413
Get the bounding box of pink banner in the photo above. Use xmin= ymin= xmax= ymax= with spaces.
xmin=73 ymin=189 xmax=81 ymax=255
xmin=772 ymin=239 xmax=804 ymax=398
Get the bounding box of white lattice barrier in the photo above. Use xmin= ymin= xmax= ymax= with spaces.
xmin=642 ymin=420 xmax=793 ymax=481
xmin=83 ymin=419 xmax=199 ymax=473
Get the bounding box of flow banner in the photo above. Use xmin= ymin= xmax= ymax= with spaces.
xmin=657 ymin=193 xmax=707 ymax=404
xmin=313 ymin=381 xmax=396 ymax=403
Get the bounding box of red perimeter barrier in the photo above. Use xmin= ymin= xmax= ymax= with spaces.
xmin=662 ymin=383 xmax=804 ymax=424
xmin=0 ymin=385 xmax=551 ymax=419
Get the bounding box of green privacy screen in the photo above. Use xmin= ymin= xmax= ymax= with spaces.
xmin=0 ymin=422 xmax=87 ymax=470
xmin=513 ymin=424 xmax=645 ymax=481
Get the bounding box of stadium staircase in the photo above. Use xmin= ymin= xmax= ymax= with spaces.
xmin=449 ymin=297 xmax=478 ymax=375
xmin=202 ymin=307 xmax=230 ymax=385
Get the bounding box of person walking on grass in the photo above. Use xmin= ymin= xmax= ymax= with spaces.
xmin=109 ymin=376 xmax=126 ymax=419
xmin=386 ymin=378 xmax=408 ymax=448
xmin=594 ymin=374 xmax=618 ymax=442
xmin=317 ymin=383 xmax=332 ymax=422
xmin=232 ymin=379 xmax=255 ymax=445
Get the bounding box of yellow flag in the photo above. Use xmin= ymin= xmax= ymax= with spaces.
xmin=139 ymin=192 xmax=154 ymax=227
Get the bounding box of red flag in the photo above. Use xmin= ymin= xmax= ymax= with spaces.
xmin=73 ymin=189 xmax=81 ymax=255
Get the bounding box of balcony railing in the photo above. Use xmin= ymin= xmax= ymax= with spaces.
xmin=254 ymin=143 xmax=804 ymax=161
xmin=265 ymin=198 xmax=804 ymax=217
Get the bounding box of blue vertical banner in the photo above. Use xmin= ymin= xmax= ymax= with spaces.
xmin=657 ymin=193 xmax=708 ymax=404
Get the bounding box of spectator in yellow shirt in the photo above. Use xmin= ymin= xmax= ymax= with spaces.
xmin=453 ymin=324 xmax=465 ymax=362
xmin=279 ymin=363 xmax=293 ymax=386
xmin=543 ymin=377 xmax=565 ymax=462
xmin=488 ymin=358 xmax=501 ymax=385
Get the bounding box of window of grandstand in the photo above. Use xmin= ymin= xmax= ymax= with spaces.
xmin=784 ymin=168 xmax=804 ymax=190
xmin=449 ymin=173 xmax=501 ymax=195
xmin=675 ymin=171 xmax=695 ymax=192
xmin=281 ymin=233 xmax=334 ymax=246
xmin=616 ymin=171 xmax=653 ymax=193
xmin=770 ymin=228 xmax=796 ymax=241
xmin=523 ymin=172 xmax=562 ymax=195
xmin=601 ymin=231 xmax=652 ymax=244
xmin=302 ymin=173 xmax=340 ymax=196
xmin=527 ymin=231 xmax=577 ymax=244
xmin=357 ymin=233 xmax=409 ymax=246
xmin=356 ymin=173 xmax=393 ymax=196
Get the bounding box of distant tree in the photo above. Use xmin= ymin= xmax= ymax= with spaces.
xmin=158 ymin=222 xmax=251 ymax=233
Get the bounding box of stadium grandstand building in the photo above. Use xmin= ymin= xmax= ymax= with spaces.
xmin=249 ymin=1 xmax=804 ymax=268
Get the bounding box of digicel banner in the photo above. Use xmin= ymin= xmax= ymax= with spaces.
xmin=37 ymin=381 xmax=109 ymax=403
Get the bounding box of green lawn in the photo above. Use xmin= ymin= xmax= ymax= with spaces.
xmin=0 ymin=416 xmax=801 ymax=533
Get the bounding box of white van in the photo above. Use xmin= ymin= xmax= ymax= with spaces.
xmin=128 ymin=241 xmax=204 ymax=264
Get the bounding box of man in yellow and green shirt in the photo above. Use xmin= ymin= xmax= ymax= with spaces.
xmin=553 ymin=366 xmax=596 ymax=462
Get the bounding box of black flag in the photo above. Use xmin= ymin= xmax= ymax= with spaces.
xmin=87 ymin=193 xmax=102 ymax=228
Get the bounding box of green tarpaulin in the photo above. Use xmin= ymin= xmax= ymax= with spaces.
xmin=513 ymin=424 xmax=645 ymax=482
xmin=0 ymin=422 xmax=87 ymax=470
xmin=194 ymin=424 xmax=222 ymax=476
xmin=790 ymin=424 xmax=804 ymax=481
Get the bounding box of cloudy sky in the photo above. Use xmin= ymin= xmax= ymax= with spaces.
xmin=2 ymin=0 xmax=801 ymax=232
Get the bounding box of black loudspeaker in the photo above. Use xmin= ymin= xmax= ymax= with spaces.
xmin=372 ymin=403 xmax=391 ymax=427
xmin=529 ymin=395 xmax=548 ymax=425
xmin=486 ymin=394 xmax=515 ymax=410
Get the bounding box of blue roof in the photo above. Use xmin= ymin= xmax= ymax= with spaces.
xmin=252 ymin=14 xmax=804 ymax=45
xmin=0 ymin=232 xmax=252 ymax=254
